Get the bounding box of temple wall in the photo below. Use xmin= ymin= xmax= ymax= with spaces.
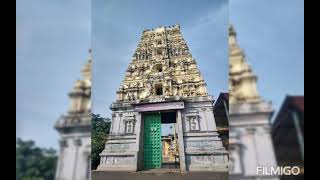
xmin=56 ymin=133 xmax=91 ymax=180
xmin=98 ymin=107 xmax=140 ymax=171
xmin=98 ymin=99 xmax=228 ymax=172
xmin=182 ymin=99 xmax=228 ymax=172
xmin=229 ymin=102 xmax=278 ymax=179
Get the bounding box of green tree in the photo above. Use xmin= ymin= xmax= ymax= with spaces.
xmin=91 ymin=113 xmax=111 ymax=170
xmin=16 ymin=138 xmax=57 ymax=180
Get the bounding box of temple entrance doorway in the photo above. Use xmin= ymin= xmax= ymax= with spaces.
xmin=160 ymin=111 xmax=180 ymax=169
xmin=143 ymin=111 xmax=180 ymax=170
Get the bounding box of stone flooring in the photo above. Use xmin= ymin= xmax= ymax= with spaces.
xmin=92 ymin=171 xmax=228 ymax=180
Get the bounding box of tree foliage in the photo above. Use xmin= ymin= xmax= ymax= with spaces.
xmin=16 ymin=138 xmax=57 ymax=180
xmin=91 ymin=113 xmax=111 ymax=170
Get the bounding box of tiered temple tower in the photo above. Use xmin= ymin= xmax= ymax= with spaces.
xmin=55 ymin=50 xmax=92 ymax=180
xmin=229 ymin=25 xmax=260 ymax=104
xmin=115 ymin=25 xmax=208 ymax=102
xmin=228 ymin=25 xmax=278 ymax=180
xmin=97 ymin=24 xmax=228 ymax=172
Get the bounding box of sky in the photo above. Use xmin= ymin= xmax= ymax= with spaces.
xmin=16 ymin=0 xmax=90 ymax=149
xmin=92 ymin=0 xmax=229 ymax=118
xmin=16 ymin=0 xmax=304 ymax=149
xmin=229 ymin=0 xmax=304 ymax=118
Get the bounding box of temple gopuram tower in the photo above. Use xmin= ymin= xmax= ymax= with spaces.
xmin=228 ymin=25 xmax=278 ymax=180
xmin=54 ymin=50 xmax=92 ymax=180
xmin=97 ymin=24 xmax=228 ymax=172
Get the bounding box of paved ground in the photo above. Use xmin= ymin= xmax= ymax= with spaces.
xmin=92 ymin=171 xmax=228 ymax=180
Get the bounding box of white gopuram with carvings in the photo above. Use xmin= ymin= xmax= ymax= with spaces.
xmin=54 ymin=50 xmax=92 ymax=180
xmin=229 ymin=25 xmax=278 ymax=180
xmin=97 ymin=25 xmax=228 ymax=172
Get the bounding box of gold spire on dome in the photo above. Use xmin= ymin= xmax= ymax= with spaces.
xmin=229 ymin=25 xmax=260 ymax=104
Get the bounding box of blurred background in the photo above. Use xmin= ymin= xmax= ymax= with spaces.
xmin=16 ymin=0 xmax=90 ymax=179
xmin=230 ymin=0 xmax=304 ymax=115
xmin=229 ymin=1 xmax=304 ymax=179
xmin=16 ymin=0 xmax=304 ymax=180
xmin=16 ymin=0 xmax=90 ymax=151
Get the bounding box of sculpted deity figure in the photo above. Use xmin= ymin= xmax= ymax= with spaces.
xmin=140 ymin=81 xmax=153 ymax=99
xmin=129 ymin=92 xmax=136 ymax=100
xmin=165 ymin=86 xmax=172 ymax=96
xmin=197 ymin=84 xmax=207 ymax=95
xmin=132 ymin=82 xmax=138 ymax=88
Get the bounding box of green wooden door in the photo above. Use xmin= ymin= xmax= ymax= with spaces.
xmin=143 ymin=113 xmax=162 ymax=169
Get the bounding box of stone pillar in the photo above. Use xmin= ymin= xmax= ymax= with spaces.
xmin=242 ymin=127 xmax=258 ymax=176
xmin=55 ymin=139 xmax=67 ymax=180
xmin=135 ymin=112 xmax=143 ymax=171
xmin=177 ymin=110 xmax=186 ymax=172
xmin=72 ymin=139 xmax=81 ymax=180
